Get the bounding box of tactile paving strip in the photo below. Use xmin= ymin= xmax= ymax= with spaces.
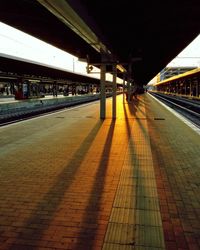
xmin=103 ymin=102 xmax=165 ymax=249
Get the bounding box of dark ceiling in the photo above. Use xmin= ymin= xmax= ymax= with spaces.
xmin=0 ymin=0 xmax=200 ymax=85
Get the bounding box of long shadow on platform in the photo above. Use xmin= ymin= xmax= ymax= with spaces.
xmin=127 ymin=95 xmax=146 ymax=117
xmin=121 ymin=100 xmax=157 ymax=247
xmin=127 ymin=96 xmax=148 ymax=138
xmin=121 ymin=101 xmax=139 ymax=246
xmin=73 ymin=120 xmax=116 ymax=249
xmin=8 ymin=120 xmax=103 ymax=249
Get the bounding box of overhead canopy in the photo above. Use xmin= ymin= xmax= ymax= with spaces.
xmin=0 ymin=0 xmax=200 ymax=85
xmin=0 ymin=56 xmax=100 ymax=84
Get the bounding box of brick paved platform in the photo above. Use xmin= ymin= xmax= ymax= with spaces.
xmin=0 ymin=93 xmax=199 ymax=249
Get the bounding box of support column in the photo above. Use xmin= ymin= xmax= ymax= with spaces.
xmin=127 ymin=63 xmax=132 ymax=102
xmin=184 ymin=82 xmax=187 ymax=95
xmin=196 ymin=80 xmax=198 ymax=97
xmin=112 ymin=64 xmax=117 ymax=119
xmin=123 ymin=73 xmax=126 ymax=103
xmin=100 ymin=63 xmax=106 ymax=119
xmin=127 ymin=79 xmax=131 ymax=102
xmin=190 ymin=81 xmax=192 ymax=96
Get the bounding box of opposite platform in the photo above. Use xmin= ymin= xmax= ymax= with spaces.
xmin=0 ymin=93 xmax=199 ymax=250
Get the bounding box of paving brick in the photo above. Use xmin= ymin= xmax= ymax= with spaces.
xmin=0 ymin=94 xmax=199 ymax=249
xmin=145 ymin=93 xmax=200 ymax=250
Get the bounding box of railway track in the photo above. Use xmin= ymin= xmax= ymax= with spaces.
xmin=149 ymin=92 xmax=200 ymax=128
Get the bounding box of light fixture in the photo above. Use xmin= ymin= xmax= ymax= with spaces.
xmin=116 ymin=64 xmax=127 ymax=73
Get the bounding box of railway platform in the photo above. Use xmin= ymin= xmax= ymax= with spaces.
xmin=0 ymin=94 xmax=100 ymax=111
xmin=0 ymin=94 xmax=104 ymax=125
xmin=0 ymin=93 xmax=199 ymax=249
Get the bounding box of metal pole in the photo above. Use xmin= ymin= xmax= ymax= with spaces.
xmin=112 ymin=64 xmax=117 ymax=119
xmin=127 ymin=63 xmax=132 ymax=102
xmin=196 ymin=80 xmax=198 ymax=97
xmin=127 ymin=79 xmax=130 ymax=102
xmin=100 ymin=63 xmax=106 ymax=119
xmin=123 ymin=73 xmax=125 ymax=103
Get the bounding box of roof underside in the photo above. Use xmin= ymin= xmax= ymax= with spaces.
xmin=0 ymin=56 xmax=100 ymax=84
xmin=0 ymin=0 xmax=200 ymax=85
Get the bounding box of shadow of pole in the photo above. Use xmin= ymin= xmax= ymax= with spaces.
xmin=126 ymin=95 xmax=147 ymax=117
xmin=8 ymin=120 xmax=103 ymax=249
xmin=122 ymin=100 xmax=155 ymax=246
xmin=73 ymin=120 xmax=116 ymax=250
